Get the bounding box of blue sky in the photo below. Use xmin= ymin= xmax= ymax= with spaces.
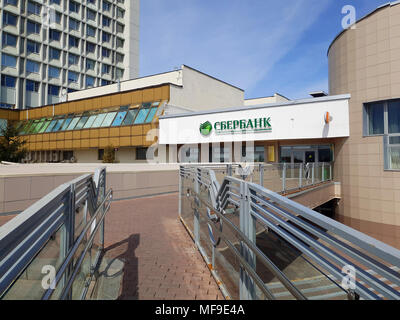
xmin=140 ymin=0 xmax=390 ymax=100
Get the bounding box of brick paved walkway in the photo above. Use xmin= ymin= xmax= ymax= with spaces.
xmin=103 ymin=193 xmax=223 ymax=300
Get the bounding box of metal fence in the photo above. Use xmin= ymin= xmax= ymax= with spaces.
xmin=179 ymin=165 xmax=400 ymax=300
xmin=0 ymin=167 xmax=112 ymax=300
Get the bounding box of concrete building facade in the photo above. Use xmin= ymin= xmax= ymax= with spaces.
xmin=0 ymin=0 xmax=139 ymax=109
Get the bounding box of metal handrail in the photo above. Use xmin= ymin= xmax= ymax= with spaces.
xmin=0 ymin=167 xmax=112 ymax=300
xmin=179 ymin=164 xmax=400 ymax=300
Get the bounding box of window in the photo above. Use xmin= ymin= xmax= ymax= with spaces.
xmin=3 ymin=12 xmax=18 ymax=26
xmin=100 ymin=112 xmax=117 ymax=127
xmin=86 ymin=76 xmax=95 ymax=87
xmin=27 ymin=1 xmax=41 ymax=15
xmin=102 ymin=32 xmax=111 ymax=43
xmin=86 ymin=59 xmax=95 ymax=70
xmin=116 ymin=38 xmax=124 ymax=48
xmin=87 ymin=25 xmax=96 ymax=37
xmin=68 ymin=71 xmax=79 ymax=83
xmin=87 ymin=9 xmax=96 ymax=21
xmin=111 ymin=109 xmax=128 ymax=126
xmin=87 ymin=42 xmax=96 ymax=54
xmin=88 ymin=0 xmax=96 ymax=4
xmin=1 ymin=54 xmax=17 ymax=68
xmin=48 ymin=84 xmax=60 ymax=96
xmin=116 ymin=23 xmax=124 ymax=33
xmin=254 ymin=146 xmax=265 ymax=162
xmin=83 ymin=114 xmax=98 ymax=128
xmin=98 ymin=149 xmax=104 ymax=161
xmin=122 ymin=109 xmax=138 ymax=126
xmin=116 ymin=68 xmax=124 ymax=79
xmin=26 ymin=80 xmax=39 ymax=92
xmin=27 ymin=40 xmax=40 ymax=54
xmin=27 ymin=20 xmax=41 ymax=34
xmin=117 ymin=8 xmax=125 ymax=18
xmin=116 ymin=53 xmax=124 ymax=63
xmin=102 ymin=48 xmax=110 ymax=58
xmin=48 ymin=66 xmax=60 ymax=79
xmin=102 ymin=16 xmax=111 ymax=27
xmin=134 ymin=107 xmax=150 ymax=124
xmin=74 ymin=113 xmax=89 ymax=130
xmin=136 ymin=148 xmax=148 ymax=160
xmin=102 ymin=64 xmax=110 ymax=74
xmin=103 ymin=1 xmax=111 ymax=11
xmin=101 ymin=79 xmax=111 ymax=86
xmin=60 ymin=115 xmax=73 ymax=131
xmin=2 ymin=33 xmax=17 ymax=47
xmin=26 ymin=60 xmax=40 ymax=73
xmin=68 ymin=53 xmax=79 ymax=66
xmin=69 ymin=1 xmax=80 ymax=13
xmin=69 ymin=18 xmax=80 ymax=31
xmin=145 ymin=107 xmax=158 ymax=123
xmin=365 ymin=102 xmax=384 ymax=135
xmin=49 ymin=47 xmax=61 ymax=60
xmin=1 ymin=75 xmax=16 ymax=88
xmin=69 ymin=36 xmax=79 ymax=48
xmin=91 ymin=113 xmax=107 ymax=127
xmin=5 ymin=0 xmax=18 ymax=6
xmin=50 ymin=0 xmax=61 ymax=5
xmin=388 ymin=100 xmax=400 ymax=134
xmin=49 ymin=29 xmax=61 ymax=41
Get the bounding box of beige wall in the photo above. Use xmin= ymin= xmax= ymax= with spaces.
xmin=169 ymin=65 xmax=244 ymax=111
xmin=0 ymin=168 xmax=179 ymax=215
xmin=328 ymin=3 xmax=400 ymax=226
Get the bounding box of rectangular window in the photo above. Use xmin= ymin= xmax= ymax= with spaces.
xmin=87 ymin=25 xmax=96 ymax=37
xmin=87 ymin=9 xmax=96 ymax=21
xmin=66 ymin=116 xmax=81 ymax=130
xmin=68 ymin=71 xmax=79 ymax=83
xmin=102 ymin=48 xmax=110 ymax=58
xmin=69 ymin=36 xmax=79 ymax=48
xmin=68 ymin=53 xmax=79 ymax=66
xmin=26 ymin=60 xmax=40 ymax=73
xmin=91 ymin=113 xmax=107 ymax=128
xmin=87 ymin=42 xmax=96 ymax=53
xmin=116 ymin=53 xmax=124 ymax=63
xmin=48 ymin=84 xmax=60 ymax=96
xmin=145 ymin=107 xmax=158 ymax=123
xmin=49 ymin=47 xmax=61 ymax=60
xmin=136 ymin=148 xmax=148 ymax=161
xmin=69 ymin=1 xmax=80 ymax=13
xmin=69 ymin=18 xmax=80 ymax=31
xmin=83 ymin=114 xmax=98 ymax=128
xmin=103 ymin=1 xmax=111 ymax=11
xmin=86 ymin=59 xmax=95 ymax=70
xmin=27 ymin=1 xmax=41 ymax=15
xmin=111 ymin=110 xmax=127 ymax=127
xmin=1 ymin=75 xmax=16 ymax=88
xmin=1 ymin=53 xmax=17 ymax=68
xmin=116 ymin=23 xmax=124 ymax=33
xmin=5 ymin=0 xmax=18 ymax=6
xmin=49 ymin=29 xmax=61 ymax=41
xmin=60 ymin=116 xmax=74 ymax=131
xmin=50 ymin=0 xmax=61 ymax=5
xmin=102 ymin=64 xmax=110 ymax=74
xmin=102 ymin=32 xmax=111 ymax=43
xmin=3 ymin=12 xmax=18 ymax=26
xmin=27 ymin=40 xmax=40 ymax=54
xmin=48 ymin=66 xmax=60 ymax=79
xmin=388 ymin=100 xmax=400 ymax=134
xmin=2 ymin=33 xmax=17 ymax=47
xmin=86 ymin=76 xmax=95 ymax=87
xmin=26 ymin=80 xmax=39 ymax=92
xmin=116 ymin=68 xmax=124 ymax=79
xmin=102 ymin=16 xmax=111 ymax=27
xmin=74 ymin=113 xmax=89 ymax=130
xmin=122 ymin=109 xmax=138 ymax=126
xmin=366 ymin=102 xmax=384 ymax=135
xmin=254 ymin=146 xmax=265 ymax=162
xmin=98 ymin=149 xmax=104 ymax=161
xmin=27 ymin=20 xmax=41 ymax=34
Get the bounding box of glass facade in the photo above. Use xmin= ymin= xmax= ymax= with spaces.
xmin=16 ymin=101 xmax=163 ymax=135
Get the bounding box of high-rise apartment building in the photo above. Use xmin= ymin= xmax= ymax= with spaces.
xmin=0 ymin=0 xmax=139 ymax=109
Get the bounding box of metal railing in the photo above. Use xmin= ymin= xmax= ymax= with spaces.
xmin=179 ymin=165 xmax=400 ymax=300
xmin=197 ymin=162 xmax=333 ymax=194
xmin=0 ymin=167 xmax=112 ymax=300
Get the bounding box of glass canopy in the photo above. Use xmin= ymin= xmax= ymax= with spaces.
xmin=17 ymin=101 xmax=164 ymax=135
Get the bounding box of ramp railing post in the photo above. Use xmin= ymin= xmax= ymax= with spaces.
xmin=282 ymin=163 xmax=287 ymax=192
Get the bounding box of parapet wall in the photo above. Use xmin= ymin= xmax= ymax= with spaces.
xmin=0 ymin=163 xmax=180 ymax=216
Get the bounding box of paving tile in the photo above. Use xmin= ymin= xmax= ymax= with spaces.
xmin=102 ymin=193 xmax=223 ymax=300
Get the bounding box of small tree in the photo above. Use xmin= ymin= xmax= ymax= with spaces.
xmin=102 ymin=145 xmax=115 ymax=163
xmin=0 ymin=121 xmax=27 ymax=162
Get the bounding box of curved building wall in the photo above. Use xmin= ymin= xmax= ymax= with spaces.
xmin=328 ymin=3 xmax=400 ymax=228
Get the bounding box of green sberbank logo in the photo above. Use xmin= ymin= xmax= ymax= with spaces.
xmin=199 ymin=121 xmax=213 ymax=136
xmin=200 ymin=117 xmax=272 ymax=136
